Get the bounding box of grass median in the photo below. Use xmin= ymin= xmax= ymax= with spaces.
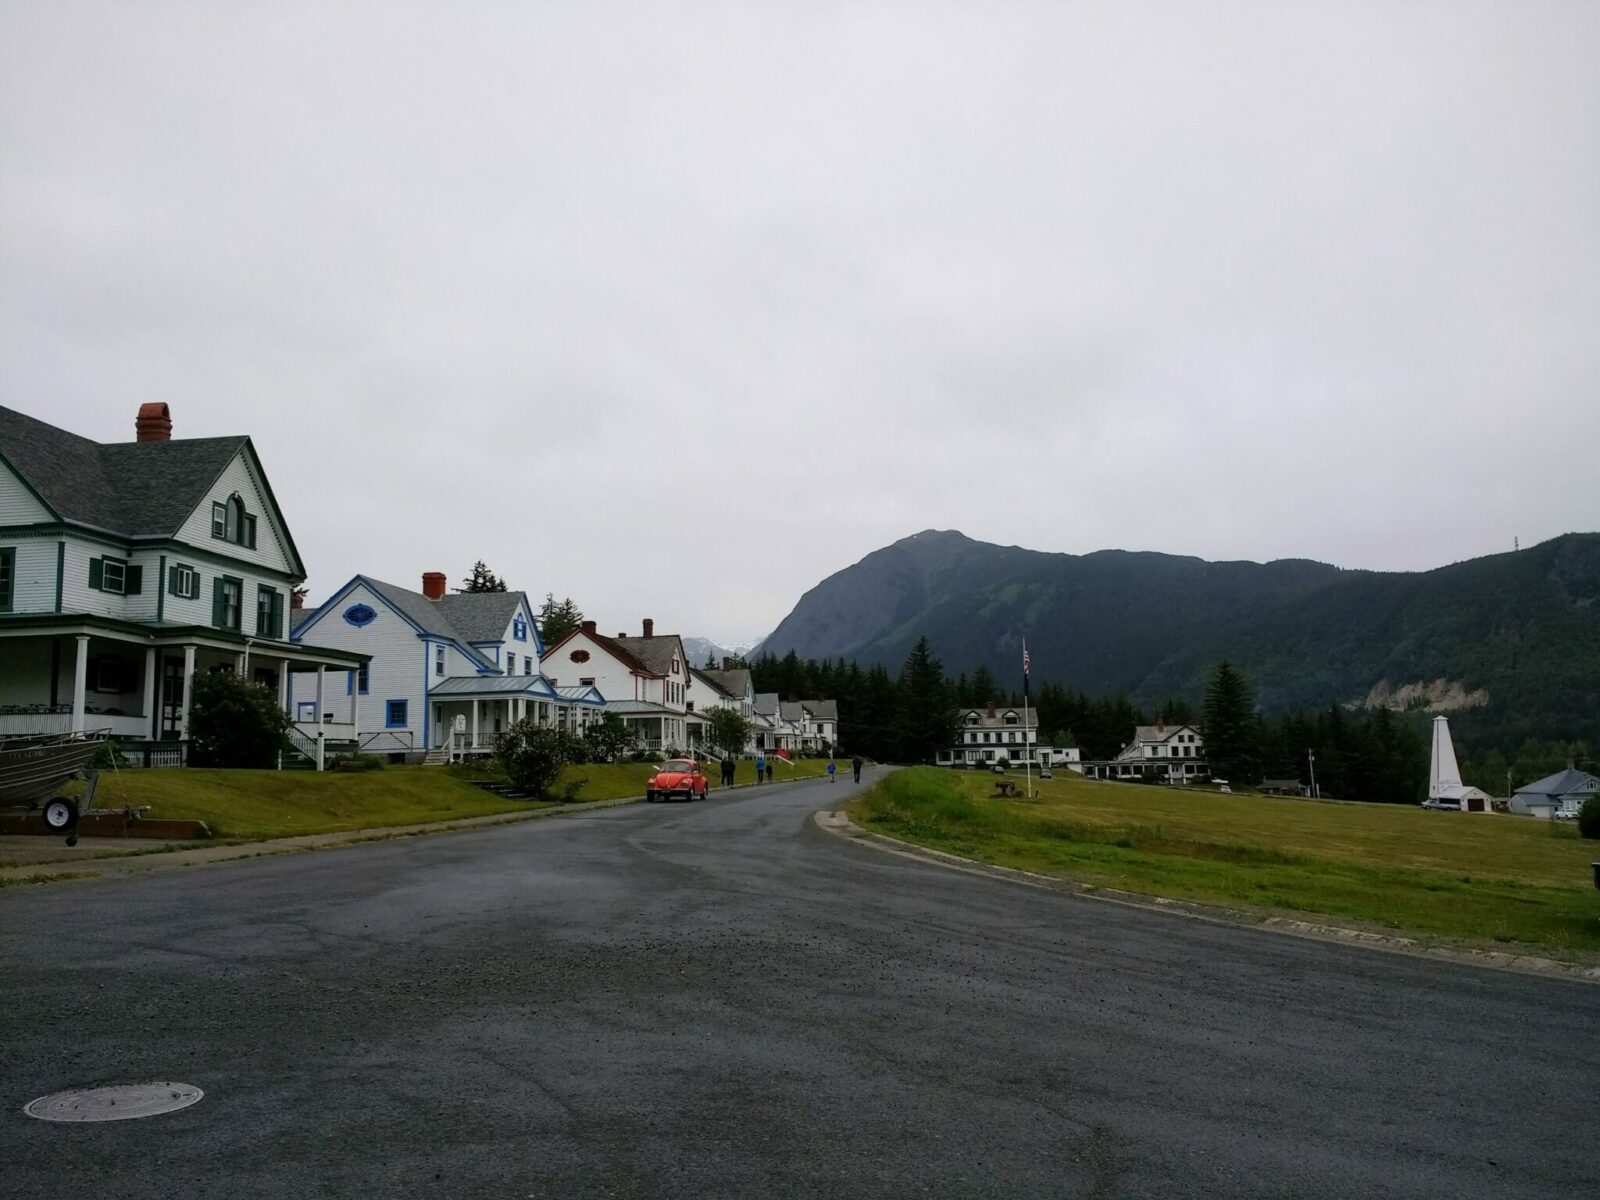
xmin=63 ymin=754 xmax=845 ymax=841
xmin=849 ymin=767 xmax=1600 ymax=956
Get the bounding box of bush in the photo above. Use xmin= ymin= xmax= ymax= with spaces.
xmin=187 ymin=670 xmax=290 ymax=768
xmin=1578 ymin=795 xmax=1600 ymax=840
xmin=331 ymin=754 xmax=385 ymax=773
xmin=495 ymin=721 xmax=584 ymax=798
xmin=584 ymin=712 xmax=634 ymax=762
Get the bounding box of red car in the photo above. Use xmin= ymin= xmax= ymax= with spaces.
xmin=646 ymin=758 xmax=708 ymax=803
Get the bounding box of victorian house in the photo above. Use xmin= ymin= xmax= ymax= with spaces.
xmin=541 ymin=619 xmax=692 ymax=753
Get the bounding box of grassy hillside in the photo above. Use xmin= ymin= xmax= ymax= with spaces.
xmin=850 ymin=768 xmax=1600 ymax=955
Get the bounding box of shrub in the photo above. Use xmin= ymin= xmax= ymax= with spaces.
xmin=331 ymin=754 xmax=385 ymax=773
xmin=584 ymin=712 xmax=634 ymax=762
xmin=187 ymin=670 xmax=290 ymax=768
xmin=1578 ymin=795 xmax=1600 ymax=840
xmin=495 ymin=721 xmax=584 ymax=798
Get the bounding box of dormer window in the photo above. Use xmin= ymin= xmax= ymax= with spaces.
xmin=211 ymin=494 xmax=257 ymax=548
xmin=512 ymin=617 xmax=528 ymax=642
xmin=1004 ymin=712 xmax=1018 ymax=725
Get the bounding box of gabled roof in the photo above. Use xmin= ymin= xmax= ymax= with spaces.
xmin=0 ymin=406 xmax=306 ymax=573
xmin=802 ymin=699 xmax=838 ymax=721
xmin=296 ymin=575 xmax=533 ymax=673
xmin=959 ymin=706 xmax=1037 ymax=729
xmin=437 ymin=592 xmax=527 ymax=644
xmin=1134 ymin=724 xmax=1200 ymax=743
xmin=691 ymin=668 xmax=733 ymax=699
xmin=612 ymin=634 xmax=684 ymax=677
xmin=779 ymin=701 xmax=807 ymax=722
xmin=1514 ymin=768 xmax=1600 ymax=798
xmin=700 ymin=667 xmax=751 ymax=698
xmin=754 ymin=692 xmax=780 ymax=717
xmin=542 ymin=627 xmax=659 ymax=677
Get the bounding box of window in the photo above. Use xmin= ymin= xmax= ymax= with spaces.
xmin=513 ymin=617 xmax=527 ymax=641
xmin=434 ymin=645 xmax=445 ymax=676
xmin=88 ymin=556 xmax=140 ymax=595
xmin=256 ymin=586 xmax=283 ymax=638
xmin=0 ymin=547 xmax=12 ymax=612
xmin=169 ymin=563 xmax=200 ymax=600
xmin=524 ymin=656 xmax=532 ymax=675
xmin=213 ymin=576 xmax=243 ymax=630
xmin=296 ymin=701 xmax=317 ymax=722
xmin=579 ymin=677 xmax=594 ymax=685
xmin=386 ymin=699 xmax=408 ymax=728
xmin=211 ymin=495 xmax=257 ymax=548
xmin=90 ymin=657 xmax=126 ymax=693
xmin=348 ymin=662 xmax=370 ymax=695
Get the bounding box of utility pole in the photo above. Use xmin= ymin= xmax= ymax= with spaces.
xmin=1307 ymin=748 xmax=1318 ymax=800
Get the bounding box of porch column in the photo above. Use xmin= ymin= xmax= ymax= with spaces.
xmin=238 ymin=648 xmax=248 ymax=677
xmin=471 ymin=700 xmax=480 ymax=748
xmin=71 ymin=635 xmax=90 ymax=732
xmin=315 ymin=666 xmax=326 ymax=726
xmin=278 ymin=668 xmax=289 ymax=716
xmin=179 ymin=644 xmax=196 ymax=739
xmin=141 ymin=647 xmax=157 ymax=735
xmin=350 ymin=668 xmax=360 ymax=742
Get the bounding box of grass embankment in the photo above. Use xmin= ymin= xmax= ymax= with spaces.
xmin=851 ymin=768 xmax=1600 ymax=955
xmin=72 ymin=755 xmax=842 ymax=841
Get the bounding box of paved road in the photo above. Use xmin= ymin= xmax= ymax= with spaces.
xmin=3 ymin=771 xmax=1596 ymax=1198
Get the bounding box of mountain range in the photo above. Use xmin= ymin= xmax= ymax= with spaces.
xmin=760 ymin=530 xmax=1600 ymax=744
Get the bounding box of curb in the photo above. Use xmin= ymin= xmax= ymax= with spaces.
xmin=812 ymin=809 xmax=1600 ymax=987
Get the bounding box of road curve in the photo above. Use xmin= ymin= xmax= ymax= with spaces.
xmin=2 ymin=770 xmax=1595 ymax=1198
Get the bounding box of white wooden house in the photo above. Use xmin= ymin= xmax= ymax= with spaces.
xmin=292 ymin=573 xmax=603 ymax=759
xmin=1080 ymin=723 xmax=1207 ymax=783
xmin=937 ymin=704 xmax=1067 ymax=768
xmin=0 ymin=402 xmax=362 ymax=755
xmin=541 ymin=619 xmax=691 ymax=753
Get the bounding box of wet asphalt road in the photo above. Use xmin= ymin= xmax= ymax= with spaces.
xmin=2 ymin=770 xmax=1596 ymax=1198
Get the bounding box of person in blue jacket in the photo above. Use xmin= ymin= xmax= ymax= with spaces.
xmin=827 ymin=759 xmax=837 ymax=783
xmin=754 ymin=752 xmax=766 ymax=782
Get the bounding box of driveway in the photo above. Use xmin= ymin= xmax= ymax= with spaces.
xmin=2 ymin=770 xmax=1594 ymax=1198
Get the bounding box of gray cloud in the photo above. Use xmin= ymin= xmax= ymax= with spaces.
xmin=4 ymin=2 xmax=1597 ymax=641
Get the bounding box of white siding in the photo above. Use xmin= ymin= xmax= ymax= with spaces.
xmin=540 ymin=630 xmax=641 ymax=704
xmin=172 ymin=447 xmax=297 ymax=576
xmin=0 ymin=461 xmax=52 ymax=523
xmin=1 ymin=538 xmax=58 ymax=612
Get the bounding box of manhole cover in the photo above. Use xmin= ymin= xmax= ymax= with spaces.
xmin=23 ymin=1082 xmax=203 ymax=1123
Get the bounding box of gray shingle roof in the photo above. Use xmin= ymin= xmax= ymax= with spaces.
xmin=702 ymin=668 xmax=752 ymax=698
xmin=690 ymin=669 xmax=733 ymax=698
xmin=779 ymin=701 xmax=805 ymax=722
xmin=612 ymin=634 xmax=684 ymax=677
xmin=753 ymin=692 xmax=780 ymax=717
xmin=437 ymin=592 xmax=523 ymax=643
xmin=1133 ymin=724 xmax=1200 ymax=743
xmin=959 ymin=706 xmax=1038 ymax=730
xmin=1514 ymin=768 xmax=1600 ymax=798
xmin=0 ymin=404 xmax=250 ymax=538
xmin=801 ymin=699 xmax=838 ymax=721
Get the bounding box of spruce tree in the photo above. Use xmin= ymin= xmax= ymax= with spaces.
xmin=1202 ymin=661 xmax=1259 ymax=783
xmin=537 ymin=593 xmax=584 ymax=645
xmin=461 ymin=560 xmax=508 ymax=593
xmin=894 ymin=636 xmax=957 ymax=763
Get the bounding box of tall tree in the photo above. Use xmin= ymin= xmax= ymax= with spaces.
xmin=1202 ymin=661 xmax=1259 ymax=783
xmin=894 ymin=636 xmax=957 ymax=763
xmin=460 ymin=560 xmax=508 ymax=593
xmin=537 ymin=593 xmax=584 ymax=645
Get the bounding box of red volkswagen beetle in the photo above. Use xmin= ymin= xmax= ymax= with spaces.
xmin=646 ymin=758 xmax=708 ymax=803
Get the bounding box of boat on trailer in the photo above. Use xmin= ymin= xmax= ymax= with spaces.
xmin=0 ymin=729 xmax=112 ymax=845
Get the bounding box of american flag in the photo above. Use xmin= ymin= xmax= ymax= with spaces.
xmin=1022 ymin=644 xmax=1031 ymax=677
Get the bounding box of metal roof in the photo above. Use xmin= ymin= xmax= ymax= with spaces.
xmin=428 ymin=675 xmax=558 ymax=698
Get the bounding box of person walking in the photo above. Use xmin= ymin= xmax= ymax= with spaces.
xmin=754 ymin=752 xmax=766 ymax=783
xmin=827 ymin=759 xmax=837 ymax=783
xmin=765 ymin=760 xmax=774 ymax=783
xmin=725 ymin=758 xmax=735 ymax=787
xmin=851 ymin=754 xmax=864 ymax=783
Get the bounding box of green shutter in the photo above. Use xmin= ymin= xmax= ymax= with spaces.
xmin=271 ymin=589 xmax=284 ymax=639
xmin=212 ymin=578 xmax=225 ymax=627
xmin=124 ymin=565 xmax=142 ymax=595
xmin=88 ymin=558 xmax=103 ymax=590
xmin=169 ymin=564 xmax=180 ymax=595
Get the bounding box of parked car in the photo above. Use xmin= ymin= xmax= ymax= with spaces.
xmin=1420 ymin=798 xmax=1462 ymax=811
xmin=647 ymin=758 xmax=708 ymax=803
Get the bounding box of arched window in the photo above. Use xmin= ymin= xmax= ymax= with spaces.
xmin=226 ymin=496 xmax=243 ymax=541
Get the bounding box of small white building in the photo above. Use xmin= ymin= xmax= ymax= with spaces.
xmin=1426 ymin=715 xmax=1493 ymax=813
xmin=1081 ymin=723 xmax=1207 ymax=783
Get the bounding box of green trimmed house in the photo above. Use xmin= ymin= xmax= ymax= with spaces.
xmin=0 ymin=402 xmax=362 ymax=754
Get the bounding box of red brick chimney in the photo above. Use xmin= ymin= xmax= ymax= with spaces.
xmin=581 ymin=620 xmax=596 ymax=635
xmin=642 ymin=618 xmax=654 ymax=638
xmin=422 ymin=572 xmax=447 ymax=600
xmin=291 ymin=588 xmax=307 ymax=611
xmin=135 ymin=402 xmax=172 ymax=443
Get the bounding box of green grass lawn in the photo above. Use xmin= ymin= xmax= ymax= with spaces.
xmin=850 ymin=767 xmax=1600 ymax=956
xmin=67 ymin=754 xmax=845 ymax=841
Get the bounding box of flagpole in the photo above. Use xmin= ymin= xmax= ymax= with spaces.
xmin=1022 ymin=639 xmax=1033 ymax=799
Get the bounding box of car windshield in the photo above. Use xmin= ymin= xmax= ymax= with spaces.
xmin=662 ymin=760 xmax=696 ymax=772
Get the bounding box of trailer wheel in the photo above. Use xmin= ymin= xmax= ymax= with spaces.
xmin=42 ymin=798 xmax=78 ymax=832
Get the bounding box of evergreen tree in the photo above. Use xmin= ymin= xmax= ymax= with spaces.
xmin=967 ymin=665 xmax=999 ymax=707
xmin=894 ymin=637 xmax=957 ymax=763
xmin=537 ymin=593 xmax=584 ymax=645
xmin=460 ymin=560 xmax=508 ymax=593
xmin=1202 ymin=660 xmax=1259 ymax=783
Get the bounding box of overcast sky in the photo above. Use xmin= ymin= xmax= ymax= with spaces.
xmin=3 ymin=3 xmax=1597 ymax=643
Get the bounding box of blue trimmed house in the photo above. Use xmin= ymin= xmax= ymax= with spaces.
xmin=290 ymin=571 xmax=604 ymax=759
